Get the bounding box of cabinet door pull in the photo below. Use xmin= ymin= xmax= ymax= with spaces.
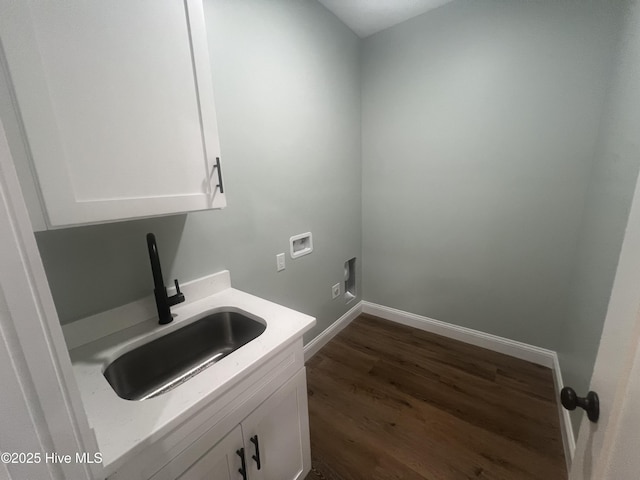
xmin=250 ymin=435 xmax=262 ymax=470
xmin=214 ymin=157 xmax=224 ymax=194
xmin=236 ymin=448 xmax=247 ymax=480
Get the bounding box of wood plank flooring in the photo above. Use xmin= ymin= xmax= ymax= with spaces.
xmin=304 ymin=314 xmax=567 ymax=480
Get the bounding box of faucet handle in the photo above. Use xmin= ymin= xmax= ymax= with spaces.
xmin=168 ymin=279 xmax=186 ymax=306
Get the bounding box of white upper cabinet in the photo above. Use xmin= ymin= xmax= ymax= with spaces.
xmin=0 ymin=0 xmax=225 ymax=228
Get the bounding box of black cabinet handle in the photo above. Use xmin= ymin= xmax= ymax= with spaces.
xmin=250 ymin=435 xmax=261 ymax=470
xmin=561 ymin=387 xmax=600 ymax=422
xmin=236 ymin=448 xmax=247 ymax=480
xmin=214 ymin=157 xmax=224 ymax=194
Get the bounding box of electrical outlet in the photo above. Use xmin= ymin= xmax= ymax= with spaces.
xmin=276 ymin=253 xmax=286 ymax=272
xmin=331 ymin=283 xmax=340 ymax=299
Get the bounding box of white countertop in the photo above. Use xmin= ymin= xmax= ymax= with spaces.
xmin=67 ymin=272 xmax=315 ymax=476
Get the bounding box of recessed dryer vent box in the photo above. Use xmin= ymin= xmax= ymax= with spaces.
xmin=344 ymin=257 xmax=356 ymax=304
xmin=290 ymin=232 xmax=313 ymax=259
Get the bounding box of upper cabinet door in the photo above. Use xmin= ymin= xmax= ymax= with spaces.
xmin=0 ymin=0 xmax=225 ymax=227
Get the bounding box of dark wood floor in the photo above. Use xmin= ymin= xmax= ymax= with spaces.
xmin=304 ymin=314 xmax=567 ymax=480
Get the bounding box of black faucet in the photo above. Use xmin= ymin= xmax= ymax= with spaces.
xmin=146 ymin=233 xmax=185 ymax=324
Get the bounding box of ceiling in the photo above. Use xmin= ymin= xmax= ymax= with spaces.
xmin=317 ymin=0 xmax=457 ymax=38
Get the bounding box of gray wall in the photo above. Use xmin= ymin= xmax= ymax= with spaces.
xmin=33 ymin=0 xmax=362 ymax=343
xmin=19 ymin=0 xmax=638 ymax=427
xmin=558 ymin=0 xmax=640 ymax=434
xmin=361 ymin=0 xmax=622 ymax=349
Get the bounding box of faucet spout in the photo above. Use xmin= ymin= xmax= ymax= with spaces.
xmin=146 ymin=233 xmax=185 ymax=324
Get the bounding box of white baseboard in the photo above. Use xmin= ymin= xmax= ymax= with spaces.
xmin=361 ymin=301 xmax=575 ymax=469
xmin=303 ymin=302 xmax=362 ymax=362
xmin=362 ymin=302 xmax=555 ymax=367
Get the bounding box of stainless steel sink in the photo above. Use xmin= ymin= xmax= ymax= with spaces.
xmin=103 ymin=311 xmax=266 ymax=401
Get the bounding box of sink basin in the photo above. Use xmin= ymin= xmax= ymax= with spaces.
xmin=103 ymin=310 xmax=266 ymax=400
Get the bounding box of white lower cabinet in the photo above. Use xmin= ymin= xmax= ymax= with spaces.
xmin=240 ymin=367 xmax=310 ymax=480
xmin=178 ymin=427 xmax=243 ymax=480
xmin=150 ymin=368 xmax=310 ymax=480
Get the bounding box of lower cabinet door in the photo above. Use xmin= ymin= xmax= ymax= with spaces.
xmin=241 ymin=369 xmax=311 ymax=480
xmin=151 ymin=425 xmax=244 ymax=480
